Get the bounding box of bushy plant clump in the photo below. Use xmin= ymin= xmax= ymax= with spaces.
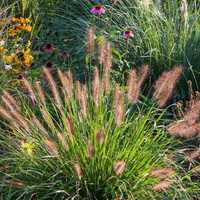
xmin=0 ymin=61 xmax=193 ymax=199
xmin=0 ymin=1 xmax=199 ymax=199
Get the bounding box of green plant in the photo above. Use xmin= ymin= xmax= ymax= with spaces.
xmin=0 ymin=62 xmax=197 ymax=199
xmin=57 ymin=0 xmax=200 ymax=81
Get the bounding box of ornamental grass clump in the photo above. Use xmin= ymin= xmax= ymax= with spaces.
xmin=168 ymin=80 xmax=200 ymax=138
xmin=0 ymin=64 xmax=190 ymax=199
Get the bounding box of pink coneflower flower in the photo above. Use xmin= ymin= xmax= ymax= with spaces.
xmin=90 ymin=5 xmax=106 ymax=15
xmin=123 ymin=30 xmax=134 ymax=39
xmin=42 ymin=43 xmax=55 ymax=54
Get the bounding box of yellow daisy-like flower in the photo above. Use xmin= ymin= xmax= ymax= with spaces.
xmin=10 ymin=17 xmax=32 ymax=36
xmin=21 ymin=141 xmax=34 ymax=156
xmin=3 ymin=53 xmax=16 ymax=64
xmin=20 ymin=17 xmax=31 ymax=24
xmin=12 ymin=17 xmax=31 ymax=24
xmin=24 ymin=25 xmax=32 ymax=32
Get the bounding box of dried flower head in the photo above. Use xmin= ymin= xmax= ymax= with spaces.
xmin=153 ymin=180 xmax=172 ymax=192
xmin=73 ymin=163 xmax=83 ymax=180
xmin=96 ymin=130 xmax=105 ymax=144
xmin=104 ymin=41 xmax=112 ymax=71
xmin=7 ymin=180 xmax=25 ymax=189
xmin=2 ymin=91 xmax=20 ymax=112
xmin=138 ymin=64 xmax=149 ymax=88
xmin=57 ymin=133 xmax=68 ymax=150
xmin=98 ymin=35 xmax=106 ymax=65
xmin=92 ymin=67 xmax=100 ymax=106
xmin=21 ymin=77 xmax=36 ymax=106
xmin=191 ymin=165 xmax=200 ymax=175
xmin=153 ymin=65 xmax=183 ymax=107
xmin=113 ymin=85 xmax=124 ymax=126
xmin=64 ymin=117 xmax=74 ymax=138
xmin=186 ymin=148 xmax=200 ymax=163
xmin=87 ymin=141 xmax=95 ymax=159
xmin=167 ymin=120 xmax=200 ymax=138
xmin=86 ymin=27 xmax=95 ymax=55
xmin=76 ymin=81 xmax=88 ymax=118
xmin=149 ymin=168 xmax=175 ymax=179
xmin=113 ymin=160 xmax=126 ymax=176
xmin=43 ymin=67 xmax=62 ymax=108
xmin=127 ymin=69 xmax=139 ymax=103
xmin=127 ymin=65 xmax=149 ymax=104
xmin=100 ymin=40 xmax=112 ymax=94
xmin=183 ymin=100 xmax=200 ymax=125
xmin=58 ymin=69 xmax=74 ymax=100
xmin=44 ymin=139 xmax=58 ymax=156
xmin=35 ymin=81 xmax=46 ymax=105
xmin=0 ymin=106 xmax=15 ymax=122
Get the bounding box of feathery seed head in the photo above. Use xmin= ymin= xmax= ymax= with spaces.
xmin=113 ymin=85 xmax=124 ymax=126
xmin=113 ymin=160 xmax=126 ymax=176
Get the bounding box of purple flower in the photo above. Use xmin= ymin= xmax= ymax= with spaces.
xmin=123 ymin=30 xmax=134 ymax=39
xmin=90 ymin=5 xmax=106 ymax=15
xmin=42 ymin=43 xmax=55 ymax=54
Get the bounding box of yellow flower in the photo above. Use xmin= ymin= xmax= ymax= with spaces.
xmin=9 ymin=29 xmax=18 ymax=37
xmin=11 ymin=17 xmax=19 ymax=23
xmin=0 ymin=47 xmax=4 ymax=53
xmin=20 ymin=17 xmax=31 ymax=24
xmin=3 ymin=53 xmax=16 ymax=64
xmin=23 ymin=49 xmax=33 ymax=67
xmin=12 ymin=17 xmax=31 ymax=24
xmin=14 ymin=25 xmax=32 ymax=32
xmin=27 ymin=40 xmax=32 ymax=48
xmin=10 ymin=17 xmax=32 ymax=36
xmin=21 ymin=141 xmax=34 ymax=156
xmin=24 ymin=25 xmax=32 ymax=32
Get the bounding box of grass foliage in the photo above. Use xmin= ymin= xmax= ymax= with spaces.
xmin=0 ymin=0 xmax=199 ymax=199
